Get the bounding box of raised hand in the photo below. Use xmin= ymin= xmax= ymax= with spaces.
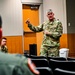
xmin=25 ymin=18 xmax=31 ymax=24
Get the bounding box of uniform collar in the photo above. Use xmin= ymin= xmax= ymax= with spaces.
xmin=48 ymin=18 xmax=56 ymax=25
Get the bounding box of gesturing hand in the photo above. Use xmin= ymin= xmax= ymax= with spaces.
xmin=44 ymin=30 xmax=50 ymax=35
xmin=25 ymin=18 xmax=30 ymax=24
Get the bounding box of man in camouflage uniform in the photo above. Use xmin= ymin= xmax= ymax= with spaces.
xmin=26 ymin=9 xmax=63 ymax=57
xmin=0 ymin=37 xmax=8 ymax=53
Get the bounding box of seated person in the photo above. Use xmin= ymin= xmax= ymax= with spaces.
xmin=0 ymin=52 xmax=39 ymax=75
xmin=0 ymin=37 xmax=8 ymax=53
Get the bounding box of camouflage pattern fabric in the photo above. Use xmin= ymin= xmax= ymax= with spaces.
xmin=40 ymin=45 xmax=59 ymax=57
xmin=0 ymin=45 xmax=8 ymax=53
xmin=28 ymin=19 xmax=63 ymax=57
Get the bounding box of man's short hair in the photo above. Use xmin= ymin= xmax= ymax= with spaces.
xmin=2 ymin=37 xmax=7 ymax=40
xmin=0 ymin=37 xmax=7 ymax=44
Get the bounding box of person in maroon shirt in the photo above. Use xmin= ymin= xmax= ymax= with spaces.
xmin=0 ymin=15 xmax=2 ymax=39
xmin=0 ymin=28 xmax=2 ymax=38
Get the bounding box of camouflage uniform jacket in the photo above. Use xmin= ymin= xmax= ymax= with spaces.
xmin=28 ymin=19 xmax=63 ymax=47
xmin=0 ymin=45 xmax=8 ymax=53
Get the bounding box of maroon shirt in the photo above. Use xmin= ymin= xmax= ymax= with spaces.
xmin=0 ymin=28 xmax=2 ymax=38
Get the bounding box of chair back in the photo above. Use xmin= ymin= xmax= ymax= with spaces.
xmin=31 ymin=58 xmax=50 ymax=67
xmin=49 ymin=59 xmax=75 ymax=71
xmin=54 ymin=68 xmax=75 ymax=75
xmin=36 ymin=67 xmax=53 ymax=75
xmin=48 ymin=56 xmax=66 ymax=61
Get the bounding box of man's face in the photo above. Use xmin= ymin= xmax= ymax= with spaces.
xmin=47 ymin=12 xmax=54 ymax=20
xmin=1 ymin=39 xmax=7 ymax=46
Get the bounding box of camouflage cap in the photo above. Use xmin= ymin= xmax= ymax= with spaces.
xmin=47 ymin=9 xmax=53 ymax=13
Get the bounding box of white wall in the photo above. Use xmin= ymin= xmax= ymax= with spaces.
xmin=43 ymin=0 xmax=67 ymax=33
xmin=21 ymin=0 xmax=43 ymax=4
xmin=21 ymin=0 xmax=43 ymax=24
xmin=0 ymin=0 xmax=67 ymax=36
xmin=0 ymin=0 xmax=23 ymax=36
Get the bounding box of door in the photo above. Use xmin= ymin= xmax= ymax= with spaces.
xmin=22 ymin=4 xmax=43 ymax=55
xmin=66 ymin=0 xmax=75 ymax=33
xmin=66 ymin=0 xmax=75 ymax=56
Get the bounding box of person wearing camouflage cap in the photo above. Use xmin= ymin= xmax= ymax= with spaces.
xmin=26 ymin=9 xmax=63 ymax=57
